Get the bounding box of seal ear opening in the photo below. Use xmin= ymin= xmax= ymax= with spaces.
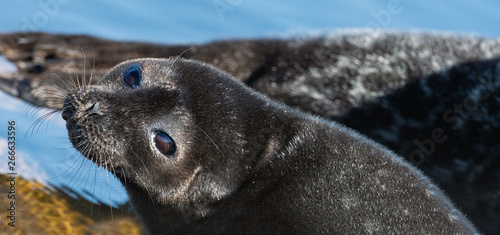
xmin=153 ymin=131 xmax=176 ymax=157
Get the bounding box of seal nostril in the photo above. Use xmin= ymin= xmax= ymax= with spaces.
xmin=62 ymin=109 xmax=72 ymax=121
xmin=27 ymin=64 xmax=45 ymax=74
xmin=85 ymin=102 xmax=104 ymax=117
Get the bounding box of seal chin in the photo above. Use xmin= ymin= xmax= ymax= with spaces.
xmin=64 ymin=120 xmax=82 ymax=145
xmin=62 ymin=105 xmax=87 ymax=154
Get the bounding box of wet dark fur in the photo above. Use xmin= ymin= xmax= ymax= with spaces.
xmin=62 ymin=58 xmax=478 ymax=234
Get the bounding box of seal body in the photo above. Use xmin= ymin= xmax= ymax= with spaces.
xmin=62 ymin=58 xmax=478 ymax=234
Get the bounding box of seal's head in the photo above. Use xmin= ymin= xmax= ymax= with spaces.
xmin=61 ymin=58 xmax=272 ymax=219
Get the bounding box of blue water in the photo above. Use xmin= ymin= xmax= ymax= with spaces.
xmin=0 ymin=0 xmax=499 ymax=44
xmin=1 ymin=0 xmax=500 ymax=206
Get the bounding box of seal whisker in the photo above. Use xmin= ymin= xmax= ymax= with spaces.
xmin=25 ymin=109 xmax=59 ymax=136
xmin=52 ymin=154 xmax=86 ymax=201
xmin=61 ymin=65 xmax=83 ymax=91
xmin=92 ymin=157 xmax=102 ymax=220
xmin=25 ymin=100 xmax=42 ymax=116
xmin=51 ymin=152 xmax=86 ymax=182
xmin=88 ymin=46 xmax=97 ymax=87
xmin=103 ymin=157 xmax=114 ymax=221
xmin=24 ymin=106 xmax=43 ymax=132
xmin=69 ymin=155 xmax=92 ymax=192
xmin=174 ymin=47 xmax=194 ymax=62
xmin=81 ymin=48 xmax=87 ymax=88
xmin=36 ymin=109 xmax=60 ymax=130
xmin=195 ymin=124 xmax=220 ymax=151
xmin=33 ymin=75 xmax=73 ymax=110
xmin=47 ymin=72 xmax=74 ymax=94
xmin=36 ymin=88 xmax=67 ymax=101
xmin=79 ymin=48 xmax=96 ymax=89
xmin=66 ymin=156 xmax=93 ymax=210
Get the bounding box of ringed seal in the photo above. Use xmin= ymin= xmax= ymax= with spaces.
xmin=61 ymin=58 xmax=478 ymax=234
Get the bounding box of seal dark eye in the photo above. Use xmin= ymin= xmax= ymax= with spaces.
xmin=154 ymin=131 xmax=176 ymax=157
xmin=123 ymin=68 xmax=141 ymax=88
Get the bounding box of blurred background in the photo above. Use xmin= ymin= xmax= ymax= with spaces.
xmin=1 ymin=0 xmax=500 ymax=44
xmin=1 ymin=0 xmax=499 ymax=233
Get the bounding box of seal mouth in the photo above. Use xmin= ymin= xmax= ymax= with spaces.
xmin=64 ymin=122 xmax=114 ymax=169
xmin=62 ymin=102 xmax=80 ymax=146
xmin=65 ymin=121 xmax=86 ymax=150
xmin=62 ymin=98 xmax=83 ymax=148
xmin=62 ymin=99 xmax=101 ymax=165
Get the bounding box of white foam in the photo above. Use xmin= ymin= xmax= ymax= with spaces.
xmin=0 ymin=90 xmax=25 ymax=112
xmin=0 ymin=137 xmax=49 ymax=185
xmin=0 ymin=55 xmax=17 ymax=73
